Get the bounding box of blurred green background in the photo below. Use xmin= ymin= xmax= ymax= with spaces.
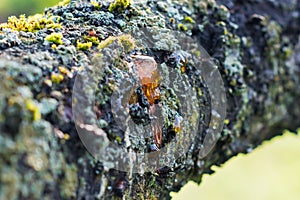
xmin=0 ymin=0 xmax=60 ymax=22
xmin=1 ymin=1 xmax=300 ymax=200
xmin=171 ymin=130 xmax=300 ymax=200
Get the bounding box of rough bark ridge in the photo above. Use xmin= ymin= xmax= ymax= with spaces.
xmin=0 ymin=0 xmax=299 ymax=199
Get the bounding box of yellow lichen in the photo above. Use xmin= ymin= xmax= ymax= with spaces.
xmin=25 ymin=99 xmax=41 ymax=121
xmin=192 ymin=49 xmax=201 ymax=57
xmin=44 ymin=79 xmax=52 ymax=87
xmin=230 ymin=79 xmax=237 ymax=86
xmin=115 ymin=136 xmax=122 ymax=143
xmin=83 ymin=36 xmax=99 ymax=45
xmin=224 ymin=119 xmax=230 ymax=125
xmin=77 ymin=41 xmax=93 ymax=50
xmin=178 ymin=23 xmax=188 ymax=31
xmin=118 ymin=34 xmax=135 ymax=52
xmin=108 ymin=0 xmax=132 ymax=12
xmin=51 ymin=73 xmax=64 ymax=84
xmin=51 ymin=44 xmax=57 ymax=49
xmin=184 ymin=16 xmax=195 ymax=24
xmin=58 ymin=66 xmax=71 ymax=76
xmin=45 ymin=33 xmax=63 ymax=45
xmin=98 ymin=34 xmax=135 ymax=52
xmin=91 ymin=1 xmax=102 ymax=9
xmin=169 ymin=18 xmax=176 ymax=24
xmin=98 ymin=36 xmax=116 ymax=49
xmin=63 ymin=133 xmax=70 ymax=140
xmin=78 ymin=65 xmax=85 ymax=72
xmin=0 ymin=14 xmax=62 ymax=32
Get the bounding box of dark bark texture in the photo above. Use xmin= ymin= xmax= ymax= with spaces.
xmin=0 ymin=0 xmax=299 ymax=199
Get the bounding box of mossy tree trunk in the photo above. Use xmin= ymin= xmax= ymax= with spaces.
xmin=0 ymin=0 xmax=299 ymax=199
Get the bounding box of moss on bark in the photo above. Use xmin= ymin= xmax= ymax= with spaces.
xmin=0 ymin=0 xmax=299 ymax=199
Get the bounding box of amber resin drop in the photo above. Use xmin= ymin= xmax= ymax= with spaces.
xmin=131 ymin=55 xmax=161 ymax=105
xmin=128 ymin=55 xmax=163 ymax=148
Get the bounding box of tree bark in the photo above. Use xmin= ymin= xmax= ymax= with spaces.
xmin=0 ymin=0 xmax=299 ymax=199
